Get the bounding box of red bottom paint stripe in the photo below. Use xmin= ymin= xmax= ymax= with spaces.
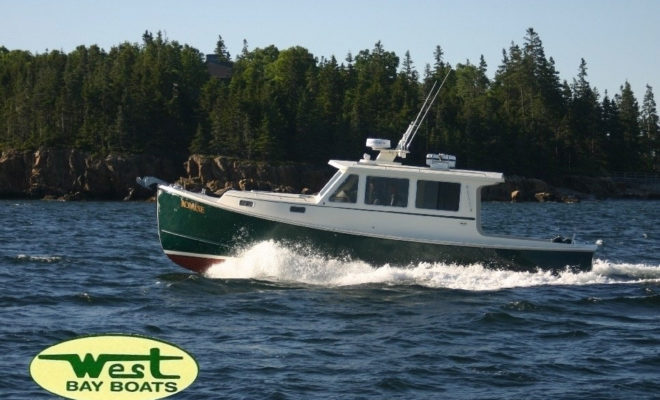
xmin=166 ymin=253 xmax=225 ymax=274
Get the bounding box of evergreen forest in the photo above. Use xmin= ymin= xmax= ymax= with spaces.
xmin=0 ymin=29 xmax=658 ymax=180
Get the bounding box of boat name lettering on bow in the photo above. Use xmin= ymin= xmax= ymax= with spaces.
xmin=180 ymin=198 xmax=205 ymax=214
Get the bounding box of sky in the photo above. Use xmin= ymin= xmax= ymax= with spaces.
xmin=1 ymin=0 xmax=658 ymax=101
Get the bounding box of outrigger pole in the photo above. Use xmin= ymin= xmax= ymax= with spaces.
xmin=396 ymin=70 xmax=452 ymax=155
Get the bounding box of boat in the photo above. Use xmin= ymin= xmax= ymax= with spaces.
xmin=149 ymin=79 xmax=597 ymax=274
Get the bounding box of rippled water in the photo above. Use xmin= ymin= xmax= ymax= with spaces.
xmin=1 ymin=199 xmax=659 ymax=399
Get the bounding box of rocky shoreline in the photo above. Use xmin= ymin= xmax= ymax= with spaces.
xmin=0 ymin=149 xmax=658 ymax=202
xmin=482 ymin=174 xmax=660 ymax=202
xmin=0 ymin=149 xmax=182 ymax=201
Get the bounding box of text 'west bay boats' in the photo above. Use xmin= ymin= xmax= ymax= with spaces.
xmin=152 ymin=80 xmax=597 ymax=274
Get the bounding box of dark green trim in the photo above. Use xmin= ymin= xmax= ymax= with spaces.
xmin=322 ymin=205 xmax=476 ymax=220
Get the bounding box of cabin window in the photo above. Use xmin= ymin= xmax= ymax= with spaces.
xmin=365 ymin=176 xmax=409 ymax=207
xmin=329 ymin=174 xmax=358 ymax=203
xmin=415 ymin=180 xmax=461 ymax=211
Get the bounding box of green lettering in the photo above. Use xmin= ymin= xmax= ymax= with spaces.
xmin=39 ymin=353 xmax=150 ymax=378
xmin=108 ymin=363 xmax=124 ymax=378
xmin=108 ymin=362 xmax=145 ymax=378
xmin=66 ymin=380 xmax=103 ymax=391
xmin=125 ymin=381 xmax=139 ymax=392
xmin=39 ymin=348 xmax=182 ymax=380
xmin=149 ymin=348 xmax=182 ymax=379
xmin=132 ymin=363 xmax=145 ymax=378
xmin=111 ymin=381 xmax=122 ymax=392
xmin=140 ymin=381 xmax=153 ymax=392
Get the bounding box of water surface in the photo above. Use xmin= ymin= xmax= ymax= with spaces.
xmin=1 ymin=200 xmax=658 ymax=399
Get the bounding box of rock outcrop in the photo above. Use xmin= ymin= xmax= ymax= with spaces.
xmin=0 ymin=148 xmax=657 ymax=201
xmin=0 ymin=149 xmax=181 ymax=200
xmin=481 ymin=174 xmax=659 ymax=202
xmin=0 ymin=149 xmax=332 ymax=200
xmin=178 ymin=155 xmax=333 ymax=196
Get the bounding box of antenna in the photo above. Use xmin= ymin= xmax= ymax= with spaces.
xmin=396 ymin=70 xmax=451 ymax=154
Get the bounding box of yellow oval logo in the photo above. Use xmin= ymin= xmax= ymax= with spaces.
xmin=30 ymin=334 xmax=198 ymax=400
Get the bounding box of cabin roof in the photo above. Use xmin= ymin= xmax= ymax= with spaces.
xmin=328 ymin=159 xmax=504 ymax=184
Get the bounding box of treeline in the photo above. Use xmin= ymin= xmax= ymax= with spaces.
xmin=0 ymin=31 xmax=207 ymax=156
xmin=0 ymin=29 xmax=658 ymax=179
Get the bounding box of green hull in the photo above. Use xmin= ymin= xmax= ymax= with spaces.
xmin=157 ymin=188 xmax=593 ymax=274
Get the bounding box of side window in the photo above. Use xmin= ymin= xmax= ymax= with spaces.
xmin=365 ymin=176 xmax=409 ymax=207
xmin=329 ymin=174 xmax=359 ymax=203
xmin=416 ymin=180 xmax=461 ymax=211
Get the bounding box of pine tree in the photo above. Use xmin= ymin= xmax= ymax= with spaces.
xmin=240 ymin=39 xmax=249 ymax=59
xmin=189 ymin=123 xmax=210 ymax=154
xmin=215 ymin=35 xmax=231 ymax=62
xmin=601 ymin=93 xmax=623 ymax=171
xmin=433 ymin=45 xmax=444 ymax=71
xmin=640 ymin=85 xmax=659 ymax=170
xmin=315 ymin=56 xmax=345 ymax=159
xmin=567 ymin=58 xmax=603 ymax=174
xmin=617 ymin=81 xmax=642 ymax=171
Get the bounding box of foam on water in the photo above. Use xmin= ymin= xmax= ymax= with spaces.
xmin=15 ymin=254 xmax=62 ymax=263
xmin=204 ymin=240 xmax=660 ymax=290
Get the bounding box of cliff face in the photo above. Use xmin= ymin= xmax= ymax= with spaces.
xmin=178 ymin=154 xmax=333 ymax=195
xmin=0 ymin=149 xmax=181 ymax=200
xmin=0 ymin=149 xmax=333 ymax=200
xmin=0 ymin=148 xmax=656 ymax=201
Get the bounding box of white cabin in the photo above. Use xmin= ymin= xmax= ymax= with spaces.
xmin=211 ymin=152 xmax=510 ymax=250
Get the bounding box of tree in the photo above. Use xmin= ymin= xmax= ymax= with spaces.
xmin=566 ymin=58 xmax=604 ymax=174
xmin=433 ymin=45 xmax=444 ymax=71
xmin=617 ymin=81 xmax=642 ymax=171
xmin=601 ymin=93 xmax=623 ymax=171
xmin=265 ymin=46 xmax=318 ymax=160
xmin=348 ymin=41 xmax=400 ymax=147
xmin=453 ymin=60 xmax=491 ymax=168
xmin=640 ymin=85 xmax=659 ymax=170
xmin=1 ymin=28 xmax=655 ymax=179
xmin=391 ymin=50 xmax=420 ymax=140
xmin=215 ymin=35 xmax=231 ymax=62
xmin=315 ymin=56 xmax=346 ymax=158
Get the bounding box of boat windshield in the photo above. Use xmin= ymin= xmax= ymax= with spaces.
xmin=318 ymin=170 xmax=344 ymax=199
xmin=329 ymin=174 xmax=359 ymax=203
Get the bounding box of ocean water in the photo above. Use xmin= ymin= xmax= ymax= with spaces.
xmin=1 ymin=199 xmax=659 ymax=399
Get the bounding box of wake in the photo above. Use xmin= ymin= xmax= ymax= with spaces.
xmin=204 ymin=240 xmax=660 ymax=291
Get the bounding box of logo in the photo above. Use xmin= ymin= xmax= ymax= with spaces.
xmin=30 ymin=334 xmax=198 ymax=400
